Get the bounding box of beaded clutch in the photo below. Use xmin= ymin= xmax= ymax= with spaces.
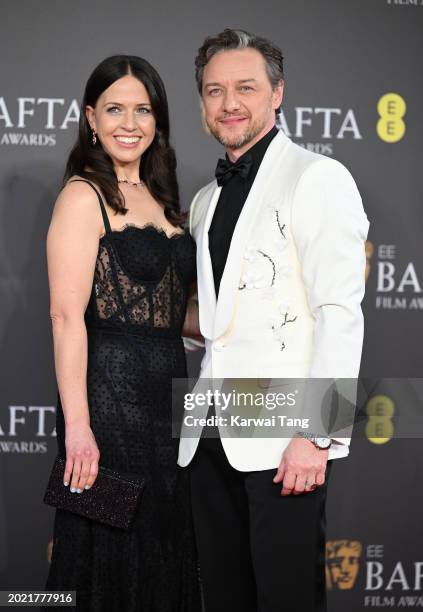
xmin=44 ymin=456 xmax=145 ymax=530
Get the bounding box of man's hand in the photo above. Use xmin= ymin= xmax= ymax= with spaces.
xmin=273 ymin=437 xmax=329 ymax=496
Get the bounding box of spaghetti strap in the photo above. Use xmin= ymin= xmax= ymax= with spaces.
xmin=68 ymin=179 xmax=112 ymax=235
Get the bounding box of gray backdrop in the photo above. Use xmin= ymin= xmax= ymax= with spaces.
xmin=1 ymin=0 xmax=422 ymax=609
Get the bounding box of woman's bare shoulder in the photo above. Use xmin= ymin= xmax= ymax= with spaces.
xmin=61 ymin=175 xmax=100 ymax=199
xmin=50 ymin=176 xmax=102 ymax=229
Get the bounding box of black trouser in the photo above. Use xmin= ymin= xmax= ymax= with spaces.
xmin=189 ymin=437 xmax=332 ymax=612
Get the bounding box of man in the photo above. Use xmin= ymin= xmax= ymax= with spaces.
xmin=179 ymin=28 xmax=369 ymax=611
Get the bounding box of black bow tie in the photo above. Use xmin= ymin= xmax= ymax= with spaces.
xmin=215 ymin=153 xmax=253 ymax=187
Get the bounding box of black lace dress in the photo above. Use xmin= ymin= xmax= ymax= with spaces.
xmin=45 ymin=180 xmax=201 ymax=612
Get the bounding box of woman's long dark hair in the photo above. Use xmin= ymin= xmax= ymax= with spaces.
xmin=64 ymin=55 xmax=184 ymax=224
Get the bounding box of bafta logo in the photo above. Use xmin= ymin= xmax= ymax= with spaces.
xmin=326 ymin=540 xmax=362 ymax=590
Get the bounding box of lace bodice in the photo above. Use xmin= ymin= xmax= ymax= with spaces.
xmin=85 ymin=224 xmax=196 ymax=335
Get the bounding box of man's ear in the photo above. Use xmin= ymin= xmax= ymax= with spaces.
xmin=272 ymin=80 xmax=284 ymax=111
xmin=85 ymin=105 xmax=96 ymax=132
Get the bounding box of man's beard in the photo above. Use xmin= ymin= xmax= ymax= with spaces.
xmin=207 ymin=115 xmax=268 ymax=150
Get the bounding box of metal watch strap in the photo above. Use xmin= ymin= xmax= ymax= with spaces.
xmin=295 ymin=432 xmax=332 ymax=449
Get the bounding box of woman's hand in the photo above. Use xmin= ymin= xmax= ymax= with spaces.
xmin=64 ymin=422 xmax=100 ymax=493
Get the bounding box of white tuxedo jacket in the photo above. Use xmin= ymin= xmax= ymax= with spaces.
xmin=178 ymin=129 xmax=370 ymax=471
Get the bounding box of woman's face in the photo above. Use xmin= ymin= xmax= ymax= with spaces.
xmin=86 ymin=74 xmax=156 ymax=168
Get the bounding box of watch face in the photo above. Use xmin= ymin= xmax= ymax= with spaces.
xmin=315 ymin=437 xmax=331 ymax=449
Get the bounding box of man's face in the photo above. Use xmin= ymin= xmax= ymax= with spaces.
xmin=201 ymin=48 xmax=283 ymax=155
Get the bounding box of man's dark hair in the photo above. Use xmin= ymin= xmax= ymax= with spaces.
xmin=195 ymin=28 xmax=284 ymax=100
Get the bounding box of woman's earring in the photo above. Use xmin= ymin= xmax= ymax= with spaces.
xmin=92 ymin=129 xmax=97 ymax=146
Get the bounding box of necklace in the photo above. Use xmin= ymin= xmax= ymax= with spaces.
xmin=117 ymin=178 xmax=145 ymax=187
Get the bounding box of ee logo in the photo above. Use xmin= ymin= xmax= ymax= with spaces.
xmin=365 ymin=394 xmax=394 ymax=444
xmin=377 ymin=93 xmax=406 ymax=143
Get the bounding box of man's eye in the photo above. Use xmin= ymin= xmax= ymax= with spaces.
xmin=240 ymin=86 xmax=253 ymax=92
xmin=209 ymin=89 xmax=221 ymax=97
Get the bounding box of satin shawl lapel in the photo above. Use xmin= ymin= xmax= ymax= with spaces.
xmin=214 ymin=130 xmax=290 ymax=338
xmin=195 ymin=183 xmax=222 ymax=339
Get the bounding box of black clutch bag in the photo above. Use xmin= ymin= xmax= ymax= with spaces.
xmin=44 ymin=456 xmax=145 ymax=530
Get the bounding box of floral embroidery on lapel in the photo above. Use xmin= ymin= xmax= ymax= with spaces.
xmin=275 ymin=211 xmax=286 ymax=239
xmin=268 ymin=307 xmax=298 ymax=351
xmin=238 ymin=205 xmax=299 ymax=351
xmin=239 ymin=249 xmax=276 ymax=290
xmin=257 ymin=250 xmax=276 ymax=285
xmin=239 ymin=206 xmax=288 ymax=292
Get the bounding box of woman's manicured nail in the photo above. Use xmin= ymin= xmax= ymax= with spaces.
xmin=84 ymin=485 xmax=91 ymax=490
xmin=70 ymin=487 xmax=76 ymax=493
xmin=76 ymin=488 xmax=82 ymax=494
xmin=64 ymin=481 xmax=69 ymax=487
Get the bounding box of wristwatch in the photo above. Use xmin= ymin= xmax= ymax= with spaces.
xmin=296 ymin=432 xmax=332 ymax=450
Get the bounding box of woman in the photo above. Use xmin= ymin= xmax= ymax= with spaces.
xmin=45 ymin=55 xmax=201 ymax=611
